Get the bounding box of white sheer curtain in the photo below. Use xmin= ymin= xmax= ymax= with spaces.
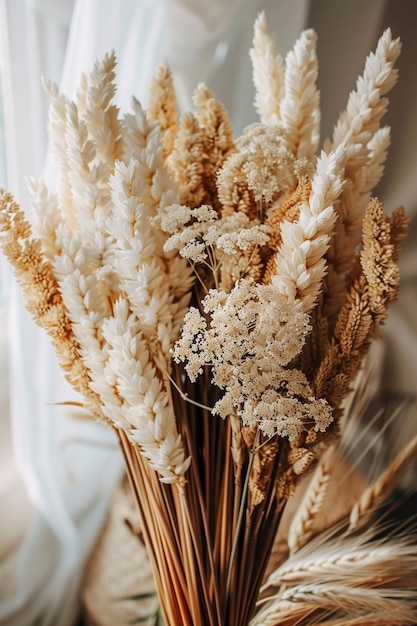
xmin=0 ymin=2 xmax=125 ymax=625
xmin=0 ymin=1 xmax=416 ymax=624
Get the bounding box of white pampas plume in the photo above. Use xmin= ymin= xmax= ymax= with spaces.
xmin=271 ymin=145 xmax=345 ymax=312
xmin=327 ymin=28 xmax=401 ymax=163
xmin=28 ymin=178 xmax=63 ymax=262
xmin=323 ymin=29 xmax=401 ymax=317
xmin=279 ymin=28 xmax=321 ymax=159
xmin=250 ymin=11 xmax=285 ymax=125
xmin=102 ymin=298 xmax=191 ymax=484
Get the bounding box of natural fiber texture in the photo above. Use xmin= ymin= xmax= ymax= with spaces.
xmin=82 ymin=477 xmax=157 ymax=626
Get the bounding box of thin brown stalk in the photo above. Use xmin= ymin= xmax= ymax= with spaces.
xmin=173 ymin=487 xmax=202 ymax=625
xmin=287 ymin=448 xmax=333 ymax=555
xmin=117 ymin=431 xmax=177 ymax=625
xmin=118 ymin=429 xmax=194 ymax=625
xmin=244 ymin=499 xmax=287 ymax=624
xmin=213 ymin=421 xmax=233 ymax=590
xmin=179 ymin=488 xmax=221 ymax=626
xmin=132 ymin=451 xmax=190 ymax=625
xmin=349 ymin=433 xmax=417 ymax=531
xmin=170 ymin=363 xmax=223 ymax=622
xmin=223 ymin=445 xmax=256 ymax=624
xmin=232 ymin=438 xmax=285 ymax=625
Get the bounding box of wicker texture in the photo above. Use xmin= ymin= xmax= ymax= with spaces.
xmin=82 ymin=478 xmax=158 ymax=626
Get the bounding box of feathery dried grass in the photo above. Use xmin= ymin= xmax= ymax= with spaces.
xmin=147 ymin=63 xmax=178 ymax=159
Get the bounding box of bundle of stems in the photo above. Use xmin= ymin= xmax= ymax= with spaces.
xmin=118 ymin=362 xmax=292 ymax=625
xmin=1 ymin=12 xmax=416 ymax=626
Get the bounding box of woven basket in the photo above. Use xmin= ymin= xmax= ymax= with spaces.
xmin=82 ymin=477 xmax=158 ymax=626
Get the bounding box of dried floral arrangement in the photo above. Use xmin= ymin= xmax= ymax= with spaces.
xmin=1 ymin=12 xmax=417 ymax=626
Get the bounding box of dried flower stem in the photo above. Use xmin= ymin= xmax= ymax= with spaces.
xmin=147 ymin=63 xmax=179 ymax=159
xmin=287 ymin=448 xmax=333 ymax=554
xmin=349 ymin=432 xmax=417 ymax=531
xmin=249 ymin=11 xmax=284 ymax=125
xmin=0 ymin=190 xmax=102 ymax=416
xmin=323 ymin=29 xmax=401 ymax=319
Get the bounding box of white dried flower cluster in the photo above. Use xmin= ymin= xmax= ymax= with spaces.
xmin=162 ymin=204 xmax=218 ymax=263
xmin=162 ymin=204 xmax=271 ymax=270
xmin=173 ymin=279 xmax=333 ymax=441
xmin=238 ymin=123 xmax=297 ymax=203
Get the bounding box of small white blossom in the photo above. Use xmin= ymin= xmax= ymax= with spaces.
xmin=174 ymin=278 xmax=332 ymax=440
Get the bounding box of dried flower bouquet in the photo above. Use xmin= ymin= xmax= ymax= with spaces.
xmin=1 ymin=12 xmax=417 ymax=626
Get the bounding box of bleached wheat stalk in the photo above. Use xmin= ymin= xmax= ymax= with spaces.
xmin=324 ymin=28 xmax=401 ymax=317
xmin=74 ymin=52 xmax=123 ymax=168
xmin=28 ymin=178 xmax=63 ymax=261
xmin=349 ymin=432 xmax=417 ymax=531
xmin=270 ymin=145 xmax=345 ymax=312
xmin=287 ymin=449 xmax=333 ymax=554
xmin=256 ymin=529 xmax=417 ymax=625
xmin=249 ymin=11 xmax=284 ymax=125
xmin=328 ymin=29 xmax=401 ymax=161
xmin=42 ymin=81 xmax=76 ymax=230
xmin=36 ymin=57 xmax=194 ymax=486
xmin=279 ymin=29 xmax=320 ymax=160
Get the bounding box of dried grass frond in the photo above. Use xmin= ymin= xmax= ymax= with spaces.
xmin=287 ymin=448 xmax=332 ymax=554
xmin=323 ymin=29 xmax=401 ymax=321
xmin=0 ymin=190 xmax=102 ymax=417
xmin=167 ymin=111 xmax=207 ymax=208
xmin=249 ymin=437 xmax=279 ymax=512
xmin=147 ymin=63 xmax=178 ymax=159
xmin=279 ymin=29 xmax=320 ymax=160
xmin=360 ymin=197 xmax=400 ymax=316
xmin=262 ymin=177 xmax=311 ymax=283
xmin=250 ymin=11 xmax=284 ymax=125
xmin=389 ymin=204 xmax=411 ymax=260
xmin=349 ymin=432 xmax=417 ymax=531
xmin=313 ymin=197 xmax=406 ymax=417
xmin=170 ymin=83 xmax=235 ymax=212
xmin=216 ymin=151 xmax=256 ymax=218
